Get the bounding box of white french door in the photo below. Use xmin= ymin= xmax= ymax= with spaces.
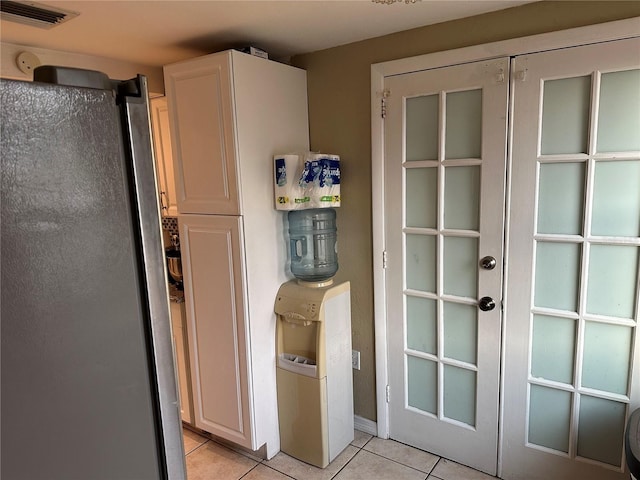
xmin=384 ymin=58 xmax=509 ymax=476
xmin=501 ymin=37 xmax=640 ymax=480
xmin=381 ymin=36 xmax=640 ymax=480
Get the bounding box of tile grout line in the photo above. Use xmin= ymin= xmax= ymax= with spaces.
xmin=257 ymin=434 xmax=376 ymax=479
xmin=185 ymin=433 xmax=266 ymax=480
xmin=327 ymin=437 xmax=370 ymax=479
xmin=237 ymin=463 xmax=260 ymax=479
xmin=184 ymin=438 xmax=210 ymax=456
xmin=248 ymin=463 xmax=298 ymax=480
xmin=359 ymin=447 xmax=439 ymax=477
xmin=330 ymin=433 xmax=434 ymax=479
xmin=356 ymin=436 xmax=442 ymax=477
xmin=186 ymin=430 xmax=455 ymax=480
xmin=326 ymin=434 xmax=439 ymax=480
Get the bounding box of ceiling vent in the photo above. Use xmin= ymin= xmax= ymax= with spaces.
xmin=0 ymin=1 xmax=78 ymax=29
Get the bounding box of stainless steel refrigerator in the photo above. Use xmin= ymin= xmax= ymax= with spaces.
xmin=1 ymin=67 xmax=186 ymax=479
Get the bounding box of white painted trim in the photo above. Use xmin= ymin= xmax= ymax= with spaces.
xmin=354 ymin=415 xmax=378 ymax=436
xmin=370 ymin=14 xmax=640 ymax=468
xmin=497 ymin=56 xmax=518 ymax=477
xmin=372 ymin=63 xmax=390 ymax=440
xmin=372 ymin=17 xmax=640 ymax=78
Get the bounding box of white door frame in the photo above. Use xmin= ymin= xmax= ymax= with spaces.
xmin=371 ymin=14 xmax=640 ymax=474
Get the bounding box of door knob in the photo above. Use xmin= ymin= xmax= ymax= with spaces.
xmin=478 ymin=296 xmax=496 ymax=312
xmin=480 ymin=256 xmax=497 ymax=270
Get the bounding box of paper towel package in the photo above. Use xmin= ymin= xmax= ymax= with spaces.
xmin=274 ymin=153 xmax=341 ymax=210
xmin=274 ymin=154 xmax=307 ymax=209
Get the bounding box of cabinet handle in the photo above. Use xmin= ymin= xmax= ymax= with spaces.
xmin=160 ymin=191 xmax=168 ymax=211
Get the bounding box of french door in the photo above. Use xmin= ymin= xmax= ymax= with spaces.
xmin=501 ymin=38 xmax=640 ymax=480
xmin=384 ymin=57 xmax=509 ymax=475
xmin=382 ymin=37 xmax=640 ymax=479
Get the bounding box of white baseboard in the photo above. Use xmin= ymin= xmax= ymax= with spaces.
xmin=354 ymin=415 xmax=377 ymax=436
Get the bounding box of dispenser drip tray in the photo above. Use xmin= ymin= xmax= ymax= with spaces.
xmin=279 ymin=353 xmax=317 ymax=376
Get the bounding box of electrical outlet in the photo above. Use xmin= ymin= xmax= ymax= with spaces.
xmin=351 ymin=350 xmax=361 ymax=370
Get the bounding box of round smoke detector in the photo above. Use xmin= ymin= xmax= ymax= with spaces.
xmin=16 ymin=51 xmax=41 ymax=75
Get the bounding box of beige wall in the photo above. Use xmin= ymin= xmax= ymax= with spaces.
xmin=291 ymin=1 xmax=640 ymax=422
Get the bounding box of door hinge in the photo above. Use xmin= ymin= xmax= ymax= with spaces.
xmin=484 ymin=61 xmax=507 ymax=84
xmin=382 ymin=250 xmax=388 ymax=269
xmin=380 ymin=88 xmax=390 ymax=119
xmin=515 ymin=69 xmax=528 ymax=82
xmin=386 ymin=384 xmax=390 ymax=403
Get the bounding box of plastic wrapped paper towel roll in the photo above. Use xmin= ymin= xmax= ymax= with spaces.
xmin=274 ymin=154 xmax=308 ymax=210
xmin=299 ymin=153 xmax=341 ymax=208
xmin=274 ymin=153 xmax=341 ymax=210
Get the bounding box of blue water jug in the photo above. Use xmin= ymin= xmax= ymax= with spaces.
xmin=288 ymin=208 xmax=338 ymax=282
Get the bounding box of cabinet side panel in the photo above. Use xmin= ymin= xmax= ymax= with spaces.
xmin=231 ymin=51 xmax=311 ymax=456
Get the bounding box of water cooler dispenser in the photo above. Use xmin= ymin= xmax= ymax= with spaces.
xmin=274 ymin=205 xmax=354 ymax=468
xmin=275 ymin=280 xmax=353 ymax=468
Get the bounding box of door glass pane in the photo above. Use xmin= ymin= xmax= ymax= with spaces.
xmin=531 ymin=315 xmax=575 ymax=384
xmin=407 ymin=356 xmax=437 ymax=414
xmin=443 ymin=302 xmax=477 ymax=365
xmin=577 ymin=396 xmax=626 ymax=467
xmin=537 ymin=162 xmax=585 ymax=235
xmin=443 ymin=365 xmax=476 ymax=426
xmin=406 ymin=95 xmax=439 ymax=162
xmin=534 ymin=242 xmax=580 ymax=312
xmin=407 ymin=296 xmax=437 ymax=355
xmin=586 ymin=245 xmax=638 ymax=319
xmin=444 ymin=165 xmax=480 ymax=231
xmin=541 ymin=76 xmax=591 ymax=155
xmin=591 ymin=160 xmax=640 ymax=237
xmin=528 ymin=385 xmax=571 ymax=453
xmin=406 ymin=167 xmax=438 ymax=228
xmin=445 ymin=89 xmax=482 ymax=159
xmin=582 ymin=321 xmax=632 ymax=395
xmin=443 ymin=236 xmax=478 ymax=298
xmin=597 ymin=69 xmax=640 ymax=153
xmin=406 ymin=234 xmax=437 ymax=293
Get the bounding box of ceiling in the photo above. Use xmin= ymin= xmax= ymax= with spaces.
xmin=1 ymin=0 xmax=533 ymax=67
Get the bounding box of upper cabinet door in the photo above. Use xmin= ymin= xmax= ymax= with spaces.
xmin=164 ymin=53 xmax=240 ymax=215
xmin=150 ymin=97 xmax=178 ymax=217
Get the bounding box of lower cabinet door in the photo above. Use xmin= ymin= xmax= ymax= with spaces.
xmin=178 ymin=214 xmax=253 ymax=448
xmin=170 ymin=300 xmax=193 ymax=425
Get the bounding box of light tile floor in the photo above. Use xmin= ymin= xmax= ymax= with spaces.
xmin=183 ymin=427 xmax=498 ymax=480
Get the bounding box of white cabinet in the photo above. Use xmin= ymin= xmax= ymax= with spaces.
xmin=164 ymin=50 xmax=309 ymax=457
xmin=164 ymin=54 xmax=239 ymax=215
xmin=150 ymin=97 xmax=178 ymax=217
xmin=170 ymin=299 xmax=194 ymax=425
xmin=178 ymin=215 xmax=250 ymax=442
